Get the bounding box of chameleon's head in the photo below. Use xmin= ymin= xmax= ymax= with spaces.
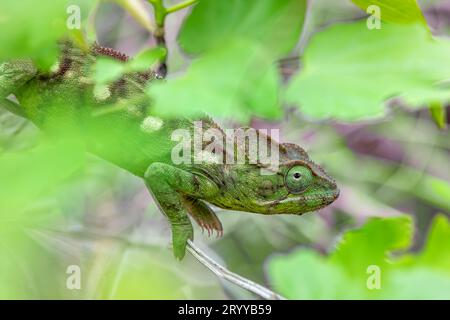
xmin=220 ymin=142 xmax=339 ymax=215
xmin=262 ymin=157 xmax=339 ymax=215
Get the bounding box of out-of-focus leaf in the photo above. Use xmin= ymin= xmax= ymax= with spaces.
xmin=93 ymin=58 xmax=125 ymax=84
xmin=429 ymin=102 xmax=447 ymax=129
xmin=95 ymin=249 xmax=226 ymax=299
xmin=269 ymin=250 xmax=362 ymax=299
xmin=409 ymin=215 xmax=450 ymax=273
xmin=0 ymin=140 xmax=85 ymax=215
xmin=382 ymin=268 xmax=450 ymax=299
xmin=330 ymin=216 xmax=412 ymax=278
xmin=178 ymin=0 xmax=307 ymax=58
xmin=0 ymin=0 xmax=91 ymax=70
xmin=0 ymin=137 xmax=86 ymax=299
xmin=93 ymin=47 xmax=166 ymax=84
xmin=268 ymin=215 xmax=450 ymax=299
xmin=147 ymin=39 xmax=281 ymax=121
xmin=351 ymin=0 xmax=427 ymax=25
xmin=286 ymin=22 xmax=450 ymax=120
xmin=0 ymin=228 xmax=68 ymax=299
xmin=128 ymin=47 xmax=166 ymax=72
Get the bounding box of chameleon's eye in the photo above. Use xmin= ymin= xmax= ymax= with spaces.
xmin=285 ymin=165 xmax=313 ymax=194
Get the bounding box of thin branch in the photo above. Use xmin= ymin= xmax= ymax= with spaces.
xmin=186 ymin=240 xmax=285 ymax=300
xmin=147 ymin=0 xmax=197 ymax=77
xmin=148 ymin=0 xmax=168 ymax=77
xmin=50 ymin=228 xmax=286 ymax=300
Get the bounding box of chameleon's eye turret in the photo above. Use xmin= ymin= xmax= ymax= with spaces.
xmin=285 ymin=165 xmax=313 ymax=194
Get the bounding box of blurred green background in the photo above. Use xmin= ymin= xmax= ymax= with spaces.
xmin=0 ymin=0 xmax=449 ymax=299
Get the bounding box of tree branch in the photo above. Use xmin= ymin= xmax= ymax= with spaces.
xmin=186 ymin=239 xmax=285 ymax=300
xmin=52 ymin=228 xmax=286 ymax=300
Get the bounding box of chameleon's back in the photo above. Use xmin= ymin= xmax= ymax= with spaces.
xmin=12 ymin=42 xmax=183 ymax=177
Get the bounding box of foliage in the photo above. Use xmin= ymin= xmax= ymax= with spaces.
xmin=0 ymin=0 xmax=449 ymax=300
xmin=0 ymin=0 xmax=92 ymax=69
xmin=286 ymin=22 xmax=450 ymax=120
xmin=351 ymin=0 xmax=427 ymax=25
xmin=147 ymin=40 xmax=281 ymax=120
xmin=268 ymin=215 xmax=450 ymax=299
xmin=178 ymin=0 xmax=307 ymax=58
xmin=93 ymin=47 xmax=166 ymax=84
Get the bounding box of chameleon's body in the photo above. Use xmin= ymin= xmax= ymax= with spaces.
xmin=0 ymin=42 xmax=339 ymax=259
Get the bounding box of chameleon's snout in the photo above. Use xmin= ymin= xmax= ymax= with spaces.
xmin=322 ymin=188 xmax=340 ymax=207
xmin=331 ymin=187 xmax=340 ymax=202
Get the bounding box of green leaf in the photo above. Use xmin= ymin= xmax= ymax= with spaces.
xmin=95 ymin=249 xmax=225 ymax=299
xmin=127 ymin=47 xmax=166 ymax=72
xmin=382 ymin=268 xmax=450 ymax=299
xmin=351 ymin=0 xmax=427 ymax=25
xmin=178 ymin=0 xmax=307 ymax=58
xmin=93 ymin=48 xmax=166 ymax=84
xmin=93 ymin=58 xmax=125 ymax=84
xmin=413 ymin=215 xmax=450 ymax=273
xmin=429 ymin=101 xmax=447 ymax=130
xmin=268 ymin=215 xmax=450 ymax=299
xmin=0 ymin=140 xmax=85 ymax=215
xmin=286 ymin=22 xmax=450 ymax=120
xmin=0 ymin=0 xmax=89 ymax=70
xmin=269 ymin=250 xmax=362 ymax=299
xmin=330 ymin=216 xmax=412 ymax=278
xmin=147 ymin=40 xmax=281 ymax=121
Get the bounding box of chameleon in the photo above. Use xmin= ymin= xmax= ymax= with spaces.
xmin=0 ymin=41 xmax=339 ymax=260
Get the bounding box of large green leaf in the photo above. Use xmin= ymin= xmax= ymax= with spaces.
xmin=269 ymin=250 xmax=363 ymax=299
xmin=0 ymin=139 xmax=86 ymax=298
xmin=330 ymin=216 xmax=412 ymax=279
xmin=286 ymin=22 xmax=450 ymax=121
xmin=0 ymin=0 xmax=91 ymax=70
xmin=351 ymin=0 xmax=427 ymax=25
xmin=407 ymin=215 xmax=450 ymax=273
xmin=268 ymin=215 xmax=450 ymax=299
xmin=147 ymin=39 xmax=281 ymax=121
xmin=0 ymin=140 xmax=85 ymax=215
xmin=178 ymin=0 xmax=307 ymax=58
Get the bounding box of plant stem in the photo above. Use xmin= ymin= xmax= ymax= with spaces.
xmin=166 ymin=0 xmax=199 ymax=14
xmin=148 ymin=0 xmax=168 ymax=76
xmin=147 ymin=0 xmax=199 ymax=77
xmin=149 ymin=0 xmax=167 ymax=28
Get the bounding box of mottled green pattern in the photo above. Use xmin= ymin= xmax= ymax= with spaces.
xmin=0 ymin=42 xmax=339 ymax=259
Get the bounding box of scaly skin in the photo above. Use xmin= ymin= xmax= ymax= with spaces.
xmin=0 ymin=41 xmax=339 ymax=259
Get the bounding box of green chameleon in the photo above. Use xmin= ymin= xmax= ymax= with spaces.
xmin=0 ymin=41 xmax=339 ymax=259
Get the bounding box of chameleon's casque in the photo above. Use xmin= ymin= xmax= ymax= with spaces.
xmin=0 ymin=41 xmax=339 ymax=259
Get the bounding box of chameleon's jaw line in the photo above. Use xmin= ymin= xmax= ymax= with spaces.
xmin=334 ymin=188 xmax=340 ymax=200
xmin=259 ymin=187 xmax=340 ymax=214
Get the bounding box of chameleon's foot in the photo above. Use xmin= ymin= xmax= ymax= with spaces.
xmin=172 ymin=223 xmax=193 ymax=260
xmin=183 ymin=196 xmax=223 ymax=238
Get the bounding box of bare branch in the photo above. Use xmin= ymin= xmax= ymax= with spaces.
xmin=50 ymin=228 xmax=286 ymax=300
xmin=186 ymin=239 xmax=286 ymax=300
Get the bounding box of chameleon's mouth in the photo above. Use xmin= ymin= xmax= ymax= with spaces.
xmin=286 ymin=188 xmax=339 ymax=204
xmin=260 ymin=187 xmax=340 ymax=214
xmin=328 ymin=188 xmax=340 ymax=203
